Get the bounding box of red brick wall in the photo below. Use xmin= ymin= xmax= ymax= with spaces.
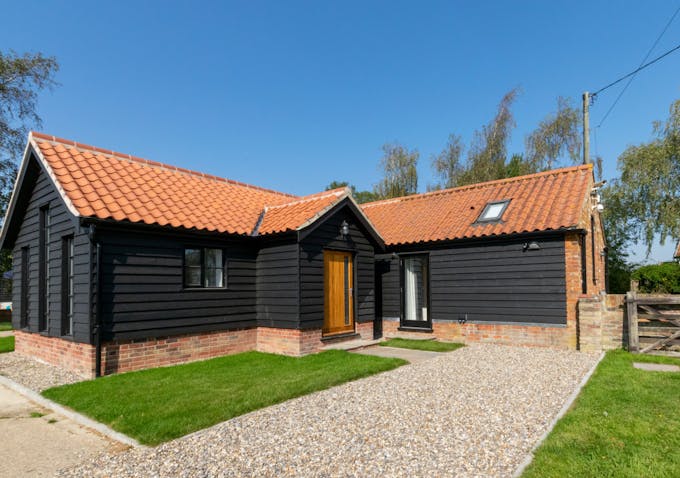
xmin=382 ymin=319 xmax=571 ymax=348
xmin=101 ymin=328 xmax=257 ymax=375
xmin=256 ymin=327 xmax=323 ymax=356
xmin=578 ymin=294 xmax=625 ymax=352
xmin=14 ymin=330 xmax=96 ymax=378
xmin=564 ymin=232 xmax=583 ymax=349
xmin=355 ymin=321 xmax=373 ymax=340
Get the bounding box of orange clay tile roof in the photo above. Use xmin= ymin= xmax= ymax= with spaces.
xmin=26 ymin=133 xmax=593 ymax=244
xmin=29 ymin=132 xmax=329 ymax=236
xmin=361 ymin=164 xmax=594 ymax=246
xmin=256 ymin=188 xmax=349 ymax=235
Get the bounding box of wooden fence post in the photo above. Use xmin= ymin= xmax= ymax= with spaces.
xmin=626 ymin=291 xmax=639 ymax=352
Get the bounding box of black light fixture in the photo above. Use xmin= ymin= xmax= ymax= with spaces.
xmin=340 ymin=220 xmax=350 ymax=237
xmin=522 ymin=241 xmax=540 ymax=251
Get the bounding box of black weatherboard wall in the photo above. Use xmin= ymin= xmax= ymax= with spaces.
xmin=98 ymin=227 xmax=258 ymax=341
xmin=299 ymin=204 xmax=376 ymax=331
xmin=377 ymin=234 xmax=567 ymax=326
xmin=256 ymin=234 xmax=299 ymax=329
xmin=10 ymin=156 xmax=91 ymax=342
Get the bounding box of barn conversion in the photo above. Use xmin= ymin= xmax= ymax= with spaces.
xmin=0 ymin=132 xmax=606 ymax=377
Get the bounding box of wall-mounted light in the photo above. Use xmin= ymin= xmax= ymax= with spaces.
xmin=523 ymin=241 xmax=540 ymax=251
xmin=340 ymin=220 xmax=350 ymax=238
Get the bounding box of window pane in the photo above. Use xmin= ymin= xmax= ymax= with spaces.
xmin=204 ymin=249 xmax=223 ymax=287
xmin=205 ymin=267 xmax=224 ymax=288
xmin=205 ymin=249 xmax=222 ymax=268
xmin=185 ymin=249 xmax=201 ymax=266
xmin=482 ymin=203 xmax=505 ymax=220
xmin=404 ymin=256 xmax=428 ymax=322
xmin=185 ymin=266 xmax=201 ymax=287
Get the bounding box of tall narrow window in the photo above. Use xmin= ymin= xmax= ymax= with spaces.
xmin=402 ymin=255 xmax=429 ymax=327
xmin=39 ymin=206 xmax=50 ymax=332
xmin=61 ymin=236 xmax=74 ymax=336
xmin=20 ymin=247 xmax=29 ymax=328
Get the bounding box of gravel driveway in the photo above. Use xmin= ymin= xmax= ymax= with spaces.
xmin=59 ymin=344 xmax=599 ymax=477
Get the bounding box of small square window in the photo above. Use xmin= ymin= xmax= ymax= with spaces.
xmin=184 ymin=248 xmax=225 ymax=288
xmin=476 ymin=200 xmax=510 ymax=223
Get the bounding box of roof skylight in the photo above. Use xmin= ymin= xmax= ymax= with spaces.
xmin=477 ymin=200 xmax=510 ymax=223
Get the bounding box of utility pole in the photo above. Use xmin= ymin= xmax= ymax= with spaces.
xmin=582 ymin=91 xmax=590 ymax=164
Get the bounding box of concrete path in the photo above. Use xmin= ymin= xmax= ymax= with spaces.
xmin=0 ymin=383 xmax=124 ymax=478
xmin=0 ymin=330 xmax=13 ymax=338
xmin=352 ymin=344 xmax=443 ymax=363
xmin=633 ymin=362 xmax=680 ymax=372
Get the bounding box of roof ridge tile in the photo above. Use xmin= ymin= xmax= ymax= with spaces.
xmin=30 ymin=131 xmax=297 ymax=198
xmin=361 ymin=164 xmax=592 ymax=208
xmin=265 ymin=187 xmax=348 ymax=211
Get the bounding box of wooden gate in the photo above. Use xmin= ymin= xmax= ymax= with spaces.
xmin=627 ymin=292 xmax=680 ymax=355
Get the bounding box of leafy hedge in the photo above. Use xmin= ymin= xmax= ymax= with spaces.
xmin=631 ymin=262 xmax=680 ymax=294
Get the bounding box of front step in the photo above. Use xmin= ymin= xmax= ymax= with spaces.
xmin=321 ymin=338 xmax=382 ymax=351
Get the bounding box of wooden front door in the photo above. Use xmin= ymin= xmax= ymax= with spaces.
xmin=323 ymin=250 xmax=354 ymax=336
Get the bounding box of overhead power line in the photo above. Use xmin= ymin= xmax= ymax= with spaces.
xmin=592 ymin=41 xmax=680 ymax=98
xmin=596 ymin=5 xmax=680 ymax=127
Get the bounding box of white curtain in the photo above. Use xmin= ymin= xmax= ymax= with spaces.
xmin=404 ymin=257 xmax=418 ymax=321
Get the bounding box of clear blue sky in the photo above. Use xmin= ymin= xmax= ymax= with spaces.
xmin=3 ymin=1 xmax=679 ymax=262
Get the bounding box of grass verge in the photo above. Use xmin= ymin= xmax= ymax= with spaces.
xmin=0 ymin=336 xmax=14 ymax=353
xmin=380 ymin=337 xmax=464 ymax=352
xmin=42 ymin=350 xmax=406 ymax=445
xmin=523 ymin=350 xmax=680 ymax=478
xmin=0 ymin=322 xmax=13 ymax=332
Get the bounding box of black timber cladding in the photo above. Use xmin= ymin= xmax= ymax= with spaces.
xmin=10 ymin=155 xmax=92 ymax=343
xmin=299 ymin=203 xmax=376 ymax=330
xmin=256 ymin=234 xmax=299 ymax=328
xmin=377 ymin=234 xmax=567 ymax=325
xmin=98 ymin=227 xmax=258 ymax=340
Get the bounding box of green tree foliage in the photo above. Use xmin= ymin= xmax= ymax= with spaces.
xmin=373 ymin=142 xmax=419 ymax=199
xmin=525 ymin=96 xmax=581 ymax=171
xmin=0 ymin=50 xmax=59 ymax=272
xmin=601 ymin=184 xmax=635 ymax=293
xmin=631 ymin=262 xmax=680 ymax=294
xmin=324 ymin=180 xmax=378 ymax=204
xmin=456 ymin=88 xmax=519 ymax=186
xmin=431 ymin=134 xmax=464 ymax=189
xmin=605 ymin=99 xmax=680 ymax=256
xmin=430 ymin=91 xmax=580 ymax=189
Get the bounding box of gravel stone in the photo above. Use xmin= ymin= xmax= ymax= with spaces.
xmin=58 ymin=344 xmax=598 ymax=477
xmin=0 ymin=352 xmax=84 ymax=392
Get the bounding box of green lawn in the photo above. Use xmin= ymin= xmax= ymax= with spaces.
xmin=380 ymin=337 xmax=464 ymax=352
xmin=0 ymin=336 xmax=14 ymax=353
xmin=42 ymin=350 xmax=406 ymax=445
xmin=523 ymin=350 xmax=680 ymax=478
xmin=0 ymin=322 xmax=13 ymax=332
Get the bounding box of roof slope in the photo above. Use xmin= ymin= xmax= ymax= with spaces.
xmin=256 ymin=188 xmax=350 ymax=235
xmin=30 ymin=132 xmax=299 ymax=235
xmin=675 ymin=242 xmax=680 ymax=259
xmin=361 ymin=164 xmax=593 ymax=246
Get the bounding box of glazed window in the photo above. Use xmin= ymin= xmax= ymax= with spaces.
xmin=476 ymin=200 xmax=510 ymax=223
xmin=61 ymin=236 xmax=74 ymax=336
xmin=184 ymin=248 xmax=225 ymax=288
xmin=39 ymin=205 xmax=50 ymax=332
